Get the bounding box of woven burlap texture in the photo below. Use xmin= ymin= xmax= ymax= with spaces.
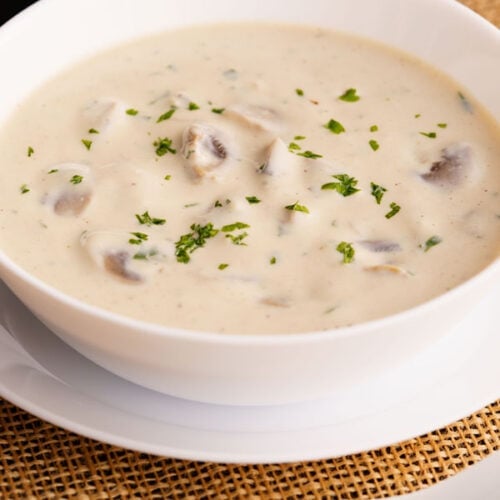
xmin=1 ymin=0 xmax=499 ymax=498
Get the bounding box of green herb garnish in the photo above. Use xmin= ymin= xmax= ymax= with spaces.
xmin=225 ymin=232 xmax=249 ymax=246
xmin=423 ymin=236 xmax=443 ymax=252
xmin=294 ymin=135 xmax=306 ymax=141
xmin=221 ymin=222 xmax=250 ymax=232
xmin=339 ymin=88 xmax=360 ymax=102
xmin=154 ymin=137 xmax=176 ymax=156
xmin=88 ymin=128 xmax=99 ymax=134
xmin=70 ymin=175 xmax=83 ymax=185
xmin=322 ymin=174 xmax=360 ymax=197
xmin=175 ymin=223 xmax=219 ymax=263
xmin=285 ymin=202 xmax=309 ymax=214
xmin=296 ymin=88 xmax=304 ymax=96
xmin=48 ymin=169 xmax=58 ymax=174
xmin=157 ymin=108 xmax=176 ymax=123
xmin=164 ymin=174 xmax=172 ymax=181
xmin=135 ymin=211 xmax=166 ymax=227
xmin=297 ymin=150 xmax=323 ymax=159
xmin=370 ymin=182 xmax=387 ymax=205
xmin=188 ymin=102 xmax=200 ymax=111
xmin=385 ymin=202 xmax=401 ymax=219
xmin=369 ymin=140 xmax=380 ymax=151
xmin=324 ymin=119 xmax=346 ymax=134
xmin=270 ymin=256 xmax=277 ymax=265
xmin=20 ymin=184 xmax=30 ymax=194
xmin=246 ymin=196 xmax=261 ymax=204
xmin=27 ymin=146 xmax=34 ymax=157
xmin=211 ymin=108 xmax=225 ymax=114
xmin=129 ymin=232 xmax=149 ymax=245
xmin=288 ymin=142 xmax=302 ymax=151
xmin=218 ymin=263 xmax=229 ymax=270
xmin=420 ymin=132 xmax=437 ymax=139
xmin=337 ymin=242 xmax=355 ymax=264
xmin=370 ymin=125 xmax=379 ymax=132
xmin=81 ymin=139 xmax=92 ymax=150
xmin=437 ymin=123 xmax=448 ymax=129
xmin=126 ymin=108 xmax=139 ymax=116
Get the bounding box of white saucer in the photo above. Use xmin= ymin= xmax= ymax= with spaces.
xmin=0 ymin=280 xmax=498 ymax=464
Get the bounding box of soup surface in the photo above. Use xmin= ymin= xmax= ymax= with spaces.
xmin=0 ymin=24 xmax=499 ymax=334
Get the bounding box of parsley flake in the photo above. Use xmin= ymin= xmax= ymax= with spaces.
xmin=188 ymin=102 xmax=200 ymax=111
xmin=175 ymin=223 xmax=219 ymax=263
xmin=20 ymin=184 xmax=30 ymax=194
xmin=285 ymin=202 xmax=309 ymax=214
xmin=129 ymin=232 xmax=149 ymax=245
xmin=324 ymin=119 xmax=346 ymax=134
xmin=81 ymin=139 xmax=92 ymax=150
xmin=70 ymin=175 xmax=83 ymax=185
xmin=370 ymin=182 xmax=387 ymax=205
xmin=88 ymin=128 xmax=99 ymax=134
xmin=294 ymin=135 xmax=306 ymax=141
xmin=135 ymin=211 xmax=166 ymax=226
xmin=288 ymin=142 xmax=302 ymax=151
xmin=48 ymin=169 xmax=58 ymax=174
xmin=420 ymin=131 xmax=437 ymax=139
xmin=370 ymin=125 xmax=379 ymax=132
xmin=322 ymin=174 xmax=360 ymax=197
xmin=164 ymin=174 xmax=172 ymax=181
xmin=126 ymin=108 xmax=139 ymax=116
xmin=339 ymin=88 xmax=360 ymax=102
xmin=369 ymin=140 xmax=380 ymax=151
xmin=154 ymin=137 xmax=176 ymax=156
xmin=337 ymin=242 xmax=355 ymax=264
xmin=157 ymin=108 xmax=176 ymax=123
xmin=27 ymin=146 xmax=34 ymax=157
xmin=385 ymin=202 xmax=401 ymax=219
xmin=297 ymin=150 xmax=323 ymax=159
xmin=211 ymin=108 xmax=225 ymax=114
xmin=226 ymin=233 xmax=249 ymax=246
xmin=246 ymin=196 xmax=261 ymax=204
xmin=270 ymin=256 xmax=277 ymax=265
xmin=218 ymin=263 xmax=229 ymax=270
xmin=221 ymin=222 xmax=250 ymax=232
xmin=296 ymin=88 xmax=304 ymax=96
xmin=423 ymin=236 xmax=443 ymax=252
xmin=437 ymin=123 xmax=448 ymax=129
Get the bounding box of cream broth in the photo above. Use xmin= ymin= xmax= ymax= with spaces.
xmin=0 ymin=24 xmax=499 ymax=334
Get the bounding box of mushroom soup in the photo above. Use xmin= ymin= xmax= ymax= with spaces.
xmin=0 ymin=24 xmax=499 ymax=334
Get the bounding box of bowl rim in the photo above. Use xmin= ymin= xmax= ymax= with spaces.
xmin=0 ymin=0 xmax=498 ymax=345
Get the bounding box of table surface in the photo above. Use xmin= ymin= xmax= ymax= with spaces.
xmin=0 ymin=0 xmax=499 ymax=498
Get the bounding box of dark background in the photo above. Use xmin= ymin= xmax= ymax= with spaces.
xmin=0 ymin=1 xmax=38 ymax=27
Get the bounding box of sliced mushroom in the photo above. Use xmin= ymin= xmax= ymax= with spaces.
xmin=103 ymin=251 xmax=142 ymax=282
xmin=225 ymin=104 xmax=282 ymax=133
xmin=182 ymin=123 xmax=229 ymax=178
xmin=421 ymin=143 xmax=473 ymax=187
xmin=360 ymin=240 xmax=402 ymax=253
xmin=259 ymin=138 xmax=293 ymax=177
xmin=82 ymin=98 xmax=127 ymax=133
xmin=81 ymin=230 xmax=173 ymax=283
xmin=41 ymin=163 xmax=92 ymax=217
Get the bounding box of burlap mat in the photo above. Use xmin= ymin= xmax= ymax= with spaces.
xmin=1 ymin=0 xmax=499 ymax=498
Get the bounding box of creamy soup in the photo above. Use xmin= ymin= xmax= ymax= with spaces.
xmin=0 ymin=24 xmax=499 ymax=334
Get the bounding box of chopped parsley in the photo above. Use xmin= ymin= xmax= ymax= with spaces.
xmin=211 ymin=108 xmax=225 ymax=114
xmin=133 ymin=249 xmax=158 ymax=261
xmin=221 ymin=222 xmax=250 ymax=232
xmin=70 ymin=175 xmax=83 ymax=185
xmin=337 ymin=242 xmax=355 ymax=264
xmin=214 ymin=199 xmax=231 ymax=208
xmin=324 ymin=119 xmax=346 ymax=134
xmin=339 ymin=88 xmax=360 ymax=102
xmin=218 ymin=263 xmax=229 ymax=270
xmin=175 ymin=223 xmax=219 ymax=263
xmin=126 ymin=108 xmax=139 ymax=116
xmin=437 ymin=123 xmax=448 ymax=129
xmin=270 ymin=256 xmax=277 ymax=265
xmin=154 ymin=137 xmax=176 ymax=156
xmin=20 ymin=184 xmax=30 ymax=194
xmin=370 ymin=182 xmax=387 ymax=205
xmin=48 ymin=169 xmax=58 ymax=174
xmin=226 ymin=232 xmax=249 ymax=246
xmin=135 ymin=211 xmax=166 ymax=226
xmin=297 ymin=150 xmax=323 ymax=159
xmin=369 ymin=140 xmax=380 ymax=151
xmin=420 ymin=131 xmax=437 ymax=139
xmin=88 ymin=128 xmax=99 ymax=134
xmin=385 ymin=202 xmax=401 ymax=219
xmin=285 ymin=202 xmax=309 ymax=214
xmin=322 ymin=174 xmax=360 ymax=197
xmin=246 ymin=196 xmax=261 ymax=204
xmin=423 ymin=236 xmax=443 ymax=252
xmin=296 ymin=88 xmax=305 ymax=96
xmin=81 ymin=139 xmax=93 ymax=150
xmin=188 ymin=102 xmax=200 ymax=111
xmin=370 ymin=125 xmax=379 ymax=132
xmin=27 ymin=146 xmax=34 ymax=157
xmin=415 ymin=113 xmax=421 ymax=119
xmin=288 ymin=142 xmax=302 ymax=151
xmin=157 ymin=108 xmax=176 ymax=123
xmin=294 ymin=135 xmax=306 ymax=141
xmin=129 ymin=232 xmax=149 ymax=245
xmin=164 ymin=174 xmax=172 ymax=181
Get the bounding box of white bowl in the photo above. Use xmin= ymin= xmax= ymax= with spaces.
xmin=0 ymin=0 xmax=498 ymax=405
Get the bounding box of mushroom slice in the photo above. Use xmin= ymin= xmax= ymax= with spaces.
xmin=82 ymin=98 xmax=127 ymax=133
xmin=259 ymin=138 xmax=293 ymax=177
xmin=41 ymin=163 xmax=92 ymax=217
xmin=226 ymin=104 xmax=282 ymax=133
xmin=421 ymin=143 xmax=473 ymax=187
xmin=365 ymin=265 xmax=409 ymax=276
xmin=103 ymin=251 xmax=142 ymax=282
xmin=360 ymin=240 xmax=402 ymax=253
xmin=182 ymin=123 xmax=229 ymax=178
